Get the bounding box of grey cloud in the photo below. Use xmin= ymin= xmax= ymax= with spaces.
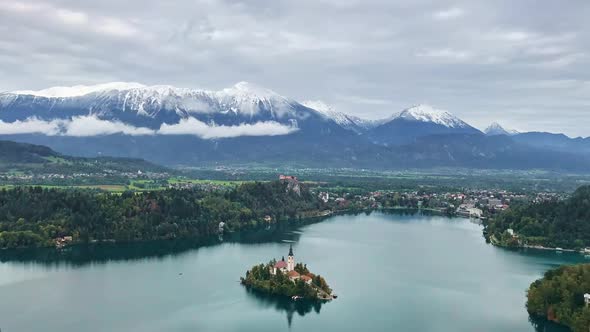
xmin=0 ymin=0 xmax=589 ymax=136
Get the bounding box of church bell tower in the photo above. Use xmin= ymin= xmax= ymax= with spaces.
xmin=287 ymin=244 xmax=295 ymax=271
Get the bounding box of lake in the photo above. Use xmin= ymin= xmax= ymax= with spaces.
xmin=0 ymin=211 xmax=584 ymax=332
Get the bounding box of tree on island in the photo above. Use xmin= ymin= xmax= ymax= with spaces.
xmin=241 ymin=260 xmax=333 ymax=300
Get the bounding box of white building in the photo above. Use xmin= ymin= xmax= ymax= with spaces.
xmin=319 ymin=192 xmax=329 ymax=203
xmin=467 ymin=207 xmax=483 ymax=218
xmin=271 ymin=245 xmax=295 ymax=275
xmin=584 ymin=293 xmax=590 ymax=306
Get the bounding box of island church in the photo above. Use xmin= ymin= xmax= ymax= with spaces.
xmin=271 ymin=245 xmax=296 ymax=275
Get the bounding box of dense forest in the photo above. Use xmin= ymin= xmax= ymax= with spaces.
xmin=241 ymin=261 xmax=332 ymax=300
xmin=0 ymin=181 xmax=322 ymax=249
xmin=527 ymin=264 xmax=590 ymax=332
xmin=484 ymin=185 xmax=590 ymax=249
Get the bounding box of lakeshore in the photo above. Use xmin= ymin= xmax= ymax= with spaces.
xmin=489 ymin=234 xmax=587 ymax=254
xmin=0 ymin=211 xmax=579 ymax=332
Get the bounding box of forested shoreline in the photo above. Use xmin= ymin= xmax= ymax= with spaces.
xmin=484 ymin=185 xmax=590 ymax=250
xmin=0 ymin=181 xmax=322 ymax=249
xmin=527 ymin=264 xmax=590 ymax=332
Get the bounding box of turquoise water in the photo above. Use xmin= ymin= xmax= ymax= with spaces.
xmin=0 ymin=211 xmax=582 ymax=331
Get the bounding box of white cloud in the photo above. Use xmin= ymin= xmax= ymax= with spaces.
xmin=0 ymin=1 xmax=139 ymax=40
xmin=64 ymin=116 xmax=155 ymax=136
xmin=433 ymin=7 xmax=465 ymax=20
xmin=0 ymin=117 xmax=64 ymax=135
xmin=158 ymin=117 xmax=298 ymax=139
xmin=0 ymin=116 xmax=153 ymax=136
xmin=0 ymin=116 xmax=298 ymax=139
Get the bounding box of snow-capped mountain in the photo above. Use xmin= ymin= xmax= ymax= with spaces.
xmin=367 ymin=104 xmax=482 ymax=145
xmin=12 ymin=82 xmax=147 ymax=98
xmin=390 ymin=104 xmax=473 ymax=129
xmin=484 ymin=122 xmax=518 ymax=136
xmin=1 ymin=82 xmax=307 ymax=129
xmin=1 ymin=82 xmax=587 ymax=171
xmin=302 ymin=100 xmax=380 ymax=134
xmin=0 ymin=81 xmax=367 ymax=164
xmin=0 ymin=84 xmax=476 ymax=138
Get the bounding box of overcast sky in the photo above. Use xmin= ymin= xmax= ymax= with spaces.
xmin=1 ymin=0 xmax=589 ymax=136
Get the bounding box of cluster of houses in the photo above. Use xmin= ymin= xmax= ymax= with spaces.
xmin=315 ymin=188 xmax=547 ymax=219
xmin=168 ymin=182 xmax=227 ymax=191
xmin=270 ymin=245 xmax=314 ymax=285
xmin=533 ymin=192 xmax=566 ymax=203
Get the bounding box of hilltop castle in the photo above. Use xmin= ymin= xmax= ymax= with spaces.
xmin=279 ymin=175 xmax=301 ymax=196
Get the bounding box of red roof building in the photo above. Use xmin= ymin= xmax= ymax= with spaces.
xmin=275 ymin=261 xmax=288 ymax=269
xmin=300 ymin=275 xmax=312 ymax=284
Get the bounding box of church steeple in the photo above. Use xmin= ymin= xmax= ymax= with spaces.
xmin=287 ymin=244 xmax=295 ymax=272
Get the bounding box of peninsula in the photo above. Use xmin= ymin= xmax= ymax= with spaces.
xmin=527 ymin=264 xmax=590 ymax=332
xmin=240 ymin=245 xmax=334 ymax=301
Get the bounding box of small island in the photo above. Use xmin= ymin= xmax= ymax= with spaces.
xmin=241 ymin=245 xmax=335 ymax=301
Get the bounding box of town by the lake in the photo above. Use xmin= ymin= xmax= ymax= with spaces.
xmin=2 ymin=1 xmax=590 ymax=331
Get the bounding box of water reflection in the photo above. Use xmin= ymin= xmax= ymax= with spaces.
xmin=0 ymin=211 xmax=442 ymax=267
xmin=528 ymin=314 xmax=571 ymax=332
xmin=0 ymin=219 xmax=314 ymax=267
xmin=243 ymin=287 xmax=323 ymax=328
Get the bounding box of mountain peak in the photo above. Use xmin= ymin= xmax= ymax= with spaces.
xmin=8 ymin=81 xmax=286 ymax=101
xmin=11 ymin=82 xmax=146 ymax=98
xmin=484 ymin=122 xmax=518 ymax=136
xmin=220 ymin=81 xmax=283 ymax=101
xmin=301 ymin=100 xmax=335 ymax=114
xmin=301 ymin=100 xmax=380 ymax=133
xmin=393 ymin=104 xmax=469 ymax=128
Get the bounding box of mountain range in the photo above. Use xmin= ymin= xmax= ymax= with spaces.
xmin=0 ymin=82 xmax=589 ymax=171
